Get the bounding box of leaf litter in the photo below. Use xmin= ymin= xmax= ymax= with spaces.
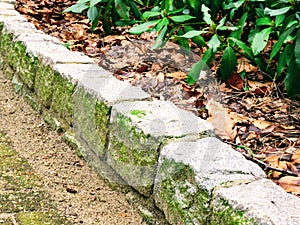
xmin=15 ymin=0 xmax=300 ymax=196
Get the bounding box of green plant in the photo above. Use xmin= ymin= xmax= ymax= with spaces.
xmin=63 ymin=0 xmax=143 ymax=33
xmin=63 ymin=0 xmax=300 ymax=97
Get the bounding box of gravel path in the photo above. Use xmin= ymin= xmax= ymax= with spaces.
xmin=0 ymin=70 xmax=146 ymax=224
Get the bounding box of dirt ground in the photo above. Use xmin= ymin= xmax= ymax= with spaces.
xmin=0 ymin=70 xmax=147 ymax=224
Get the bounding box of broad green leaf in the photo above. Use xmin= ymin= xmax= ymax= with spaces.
xmin=152 ymin=25 xmax=168 ymax=49
xmin=187 ymin=0 xmax=200 ymax=10
xmin=90 ymin=0 xmax=103 ymax=6
xmin=216 ymin=16 xmax=227 ymax=30
xmin=63 ymin=3 xmax=89 ymax=13
xmin=270 ymin=24 xmax=297 ymax=61
xmin=275 ymin=14 xmax=285 ymax=27
xmin=168 ymin=7 xmax=185 ymax=15
xmin=251 ymin=27 xmax=271 ymax=55
xmin=129 ymin=1 xmax=142 ymax=20
xmin=295 ymin=29 xmax=300 ymax=71
xmin=223 ymin=0 xmax=245 ymax=10
xmin=256 ymin=17 xmax=271 ymax=26
xmin=87 ymin=6 xmax=99 ymax=22
xmin=277 ymin=43 xmax=294 ymax=77
xmin=183 ymin=26 xmax=206 ymax=47
xmin=177 ymin=29 xmax=190 ymax=53
xmin=201 ymin=4 xmax=212 ymax=25
xmin=219 ymin=46 xmax=237 ymax=80
xmin=128 ymin=20 xmax=159 ymax=34
xmin=264 ymin=7 xmax=290 ymax=17
xmin=284 ymin=58 xmax=300 ymax=97
xmin=179 ymin=30 xmax=205 ymax=39
xmin=187 ymin=48 xmax=214 ymax=85
xmin=142 ymin=11 xmax=161 ymax=19
xmin=230 ymin=12 xmax=247 ymax=39
xmin=208 ymin=34 xmax=220 ymax=53
xmin=115 ymin=0 xmax=130 ymax=20
xmin=133 ymin=0 xmax=144 ymax=5
xmin=170 ymin=15 xmax=195 ymax=23
xmin=229 ymin=37 xmax=254 ymax=60
xmin=156 ymin=17 xmax=169 ymax=32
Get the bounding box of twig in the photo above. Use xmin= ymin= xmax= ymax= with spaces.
xmin=224 ymin=141 xmax=299 ymax=177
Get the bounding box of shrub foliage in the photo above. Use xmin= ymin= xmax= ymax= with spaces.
xmin=64 ymin=0 xmax=300 ymax=98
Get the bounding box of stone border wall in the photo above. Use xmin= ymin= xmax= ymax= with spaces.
xmin=0 ymin=1 xmax=299 ymax=224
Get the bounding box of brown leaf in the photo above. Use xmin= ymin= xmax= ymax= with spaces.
xmin=251 ymin=119 xmax=273 ymax=130
xmin=166 ymin=71 xmax=187 ymax=80
xmin=206 ymin=99 xmax=237 ymax=140
xmin=278 ymin=176 xmax=300 ymax=194
xmin=226 ymin=72 xmax=243 ymax=91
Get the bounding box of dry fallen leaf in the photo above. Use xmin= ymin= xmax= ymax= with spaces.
xmin=166 ymin=71 xmax=187 ymax=80
xmin=206 ymin=99 xmax=237 ymax=140
xmin=251 ymin=119 xmax=273 ymax=130
xmin=278 ymin=176 xmax=300 ymax=194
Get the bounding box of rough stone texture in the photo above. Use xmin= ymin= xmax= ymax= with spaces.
xmin=73 ymin=78 xmax=150 ymax=160
xmin=212 ymin=179 xmax=300 ymax=225
xmin=107 ymin=100 xmax=214 ymax=196
xmin=154 ymin=137 xmax=266 ymax=224
xmin=0 ymin=2 xmax=14 ymax=9
xmin=52 ymin=63 xmax=112 ymax=84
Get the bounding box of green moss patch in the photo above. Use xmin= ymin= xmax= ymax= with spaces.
xmin=17 ymin=211 xmax=70 ymax=225
xmin=73 ymin=87 xmax=110 ymax=156
xmin=50 ymin=72 xmax=76 ymax=127
xmin=0 ymin=30 xmax=37 ymax=86
xmin=156 ymin=159 xmax=211 ymax=225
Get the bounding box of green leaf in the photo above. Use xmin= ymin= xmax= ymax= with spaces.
xmin=156 ymin=17 xmax=169 ymax=32
xmin=128 ymin=20 xmax=160 ymax=34
xmin=251 ymin=27 xmax=271 ymax=55
xmin=87 ymin=5 xmax=99 ymax=22
xmin=142 ymin=11 xmax=161 ymax=19
xmin=177 ymin=29 xmax=190 ymax=52
xmin=183 ymin=26 xmax=206 ymax=47
xmin=256 ymin=17 xmax=272 ymax=26
xmin=63 ymin=3 xmax=89 ymax=13
xmin=179 ymin=30 xmax=205 ymax=39
xmin=208 ymin=34 xmax=220 ymax=53
xmin=129 ymin=1 xmax=142 ymax=20
xmin=230 ymin=12 xmax=248 ymax=39
xmin=275 ymin=14 xmax=285 ymax=27
xmin=115 ymin=0 xmax=130 ymax=20
xmin=201 ymin=4 xmax=212 ymax=25
xmin=277 ymin=43 xmax=294 ymax=77
xmin=294 ymin=29 xmax=300 ymax=71
xmin=187 ymin=48 xmax=214 ymax=85
xmin=152 ymin=25 xmax=168 ymax=49
xmin=219 ymin=46 xmax=237 ymax=80
xmin=284 ymin=58 xmax=300 ymax=97
xmin=270 ymin=24 xmax=297 ymax=61
xmin=229 ymin=37 xmax=254 ymax=60
xmin=170 ymin=15 xmax=195 ymax=23
xmin=90 ymin=0 xmax=103 ymax=6
xmin=187 ymin=0 xmax=200 ymax=10
xmin=264 ymin=7 xmax=290 ymax=17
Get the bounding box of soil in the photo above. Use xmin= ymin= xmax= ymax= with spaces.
xmin=0 ymin=71 xmax=147 ymax=224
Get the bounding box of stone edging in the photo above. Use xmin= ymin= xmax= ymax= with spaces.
xmin=0 ymin=1 xmax=299 ymax=224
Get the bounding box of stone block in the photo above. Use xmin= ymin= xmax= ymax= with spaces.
xmin=107 ymin=100 xmax=214 ymax=196
xmin=212 ymin=179 xmax=300 ymax=225
xmin=73 ymin=77 xmax=150 ymax=159
xmin=154 ymin=137 xmax=265 ymax=224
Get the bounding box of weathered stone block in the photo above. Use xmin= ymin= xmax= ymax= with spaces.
xmin=107 ymin=101 xmax=214 ymax=196
xmin=73 ymin=76 xmax=150 ymax=159
xmin=0 ymin=28 xmax=37 ymax=87
xmin=212 ymin=179 xmax=300 ymax=225
xmin=154 ymin=137 xmax=265 ymax=224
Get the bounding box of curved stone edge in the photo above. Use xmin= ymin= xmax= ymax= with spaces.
xmin=0 ymin=1 xmax=299 ymax=224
